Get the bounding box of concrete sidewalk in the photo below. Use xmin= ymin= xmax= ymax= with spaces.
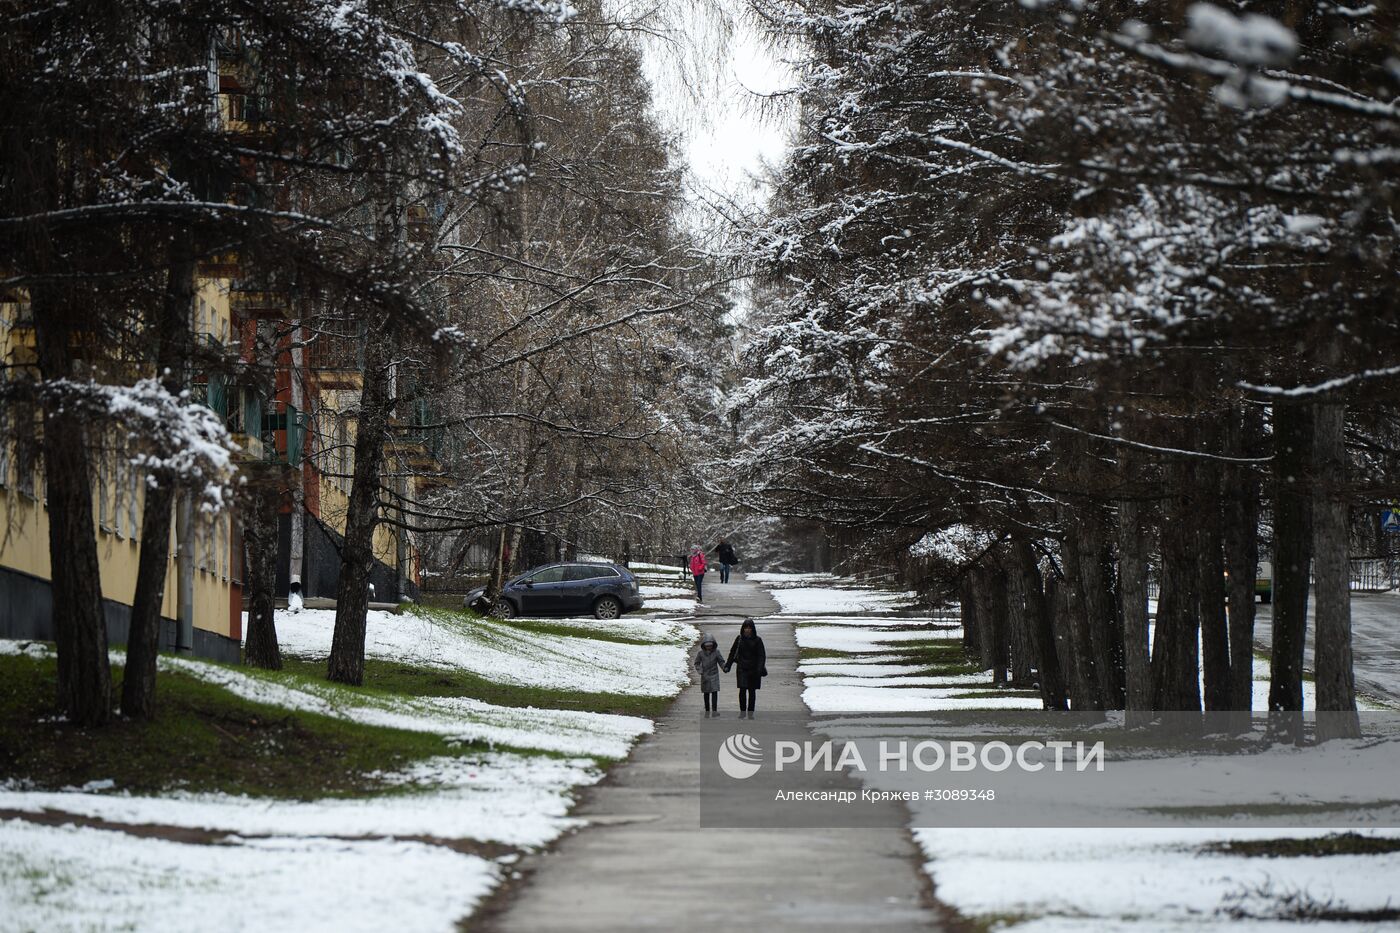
xmin=482 ymin=573 xmax=942 ymax=931
xmin=1255 ymin=591 xmax=1400 ymax=704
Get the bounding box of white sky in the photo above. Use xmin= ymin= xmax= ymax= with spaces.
xmin=637 ymin=6 xmax=796 ymax=211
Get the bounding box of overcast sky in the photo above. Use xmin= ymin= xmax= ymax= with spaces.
xmin=638 ymin=7 xmax=796 ymax=212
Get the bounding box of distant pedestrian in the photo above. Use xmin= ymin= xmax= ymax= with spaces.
xmin=711 ymin=538 xmax=738 ymax=584
xmin=689 ymin=545 xmax=707 ymax=602
xmin=694 ymin=633 xmax=726 ymax=715
xmin=725 ymin=618 xmax=766 ymax=717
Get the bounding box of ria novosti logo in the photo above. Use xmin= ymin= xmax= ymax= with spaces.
xmin=717 ymin=733 xmax=764 ymax=779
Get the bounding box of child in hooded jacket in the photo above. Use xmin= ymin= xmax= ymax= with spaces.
xmin=694 ymin=633 xmax=725 ymax=714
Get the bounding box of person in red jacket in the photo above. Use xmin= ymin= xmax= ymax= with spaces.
xmin=688 ymin=545 xmax=708 ymax=603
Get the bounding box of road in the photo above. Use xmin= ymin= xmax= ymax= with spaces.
xmin=1254 ymin=591 xmax=1400 ymax=704
xmin=481 ymin=573 xmax=942 ymax=931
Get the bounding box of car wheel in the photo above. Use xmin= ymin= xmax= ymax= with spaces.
xmin=593 ymin=596 xmax=622 ymax=620
xmin=492 ymin=598 xmax=516 ymax=619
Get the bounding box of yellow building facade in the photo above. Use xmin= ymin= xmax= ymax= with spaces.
xmin=0 ymin=279 xmax=243 ymax=662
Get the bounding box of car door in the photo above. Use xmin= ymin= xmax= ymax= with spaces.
xmin=559 ymin=565 xmax=597 ymax=615
xmin=518 ymin=565 xmax=567 ymax=615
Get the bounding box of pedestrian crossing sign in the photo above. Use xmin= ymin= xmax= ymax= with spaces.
xmin=1384 ymin=510 xmax=1400 ymax=533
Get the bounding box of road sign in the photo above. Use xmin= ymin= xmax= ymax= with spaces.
xmin=1383 ymin=510 xmax=1400 ymax=533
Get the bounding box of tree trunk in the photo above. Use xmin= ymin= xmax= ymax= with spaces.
xmin=1152 ymin=460 xmax=1202 ymax=711
xmin=328 ymin=337 xmax=393 ymax=685
xmin=122 ymin=252 xmax=196 ymax=719
xmin=1076 ymin=508 xmax=1123 ymax=707
xmin=1197 ymin=461 xmax=1232 ymax=712
xmin=1057 ymin=507 xmax=1105 ymax=711
xmin=1224 ymin=404 xmax=1262 ymax=722
xmin=960 ymin=576 xmax=979 ymax=653
xmin=1117 ymin=493 xmax=1152 ymax=714
xmin=32 ymin=290 xmax=112 ymax=725
xmin=1005 ymin=548 xmax=1036 ymax=687
xmin=1312 ymin=359 xmax=1360 ymax=741
xmin=1268 ymin=402 xmax=1312 ymax=742
xmin=1013 ymin=539 xmax=1067 ymax=709
xmin=972 ymin=566 xmax=1008 ymax=684
xmin=243 ymin=466 xmax=282 ymax=669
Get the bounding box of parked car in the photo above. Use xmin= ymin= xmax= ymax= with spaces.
xmin=464 ymin=562 xmax=643 ymax=620
xmin=1225 ymin=560 xmax=1273 ymax=604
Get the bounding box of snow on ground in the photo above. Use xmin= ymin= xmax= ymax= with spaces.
xmin=266 ymin=607 xmax=695 ymax=697
xmin=2 ymin=603 xmax=695 ymax=931
xmin=795 ymin=614 xmax=1042 ymax=712
xmin=161 ymin=652 xmax=652 ymax=757
xmin=0 ymin=819 xmax=500 ymax=933
xmin=745 ymin=571 xmax=840 ymax=587
xmin=794 ymin=623 xmax=946 ymax=654
xmin=753 ymin=573 xmax=1400 ymax=931
xmin=916 ymin=826 xmax=1400 ymax=930
xmin=0 ymin=753 xmax=593 ymax=848
xmin=771 ymin=585 xmax=920 ymax=615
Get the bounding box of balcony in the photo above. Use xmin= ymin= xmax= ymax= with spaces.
xmin=260 ymin=404 xmax=306 ymax=466
xmin=309 ymin=322 xmax=365 ymax=389
xmin=390 ymin=397 xmax=445 ymax=469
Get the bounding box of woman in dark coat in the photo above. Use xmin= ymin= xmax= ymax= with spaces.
xmin=725 ymin=618 xmax=766 ymax=716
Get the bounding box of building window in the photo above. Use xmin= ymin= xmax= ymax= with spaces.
xmin=98 ymin=451 xmax=113 ymax=534
xmin=128 ymin=464 xmax=142 ymax=541
xmin=17 ymin=444 xmax=35 ymax=498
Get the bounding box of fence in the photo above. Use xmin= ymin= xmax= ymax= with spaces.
xmin=1145 ymin=558 xmax=1398 ymax=602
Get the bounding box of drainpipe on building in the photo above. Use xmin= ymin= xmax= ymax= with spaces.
xmin=397 ymin=474 xmax=411 ymax=601
xmin=289 ymin=325 xmax=305 ymax=592
xmin=176 ymin=494 xmax=195 ymax=654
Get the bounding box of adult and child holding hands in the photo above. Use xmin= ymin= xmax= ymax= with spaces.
xmin=694 ymin=619 xmax=766 ymax=717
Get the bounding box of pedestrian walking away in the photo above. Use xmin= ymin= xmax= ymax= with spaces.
xmin=711 ymin=537 xmax=738 ymax=584
xmin=689 ymin=545 xmax=707 ymax=602
xmin=694 ymin=633 xmax=726 ymax=714
xmin=725 ymin=618 xmax=766 ymax=717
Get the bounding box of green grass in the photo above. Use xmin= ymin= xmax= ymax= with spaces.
xmin=275 ymin=656 xmax=671 ymax=718
xmin=894 ymin=639 xmax=985 ymax=677
xmin=799 ymin=639 xmax=985 ymax=678
xmin=960 ymin=912 xmax=1040 ymax=932
xmin=798 ymin=647 xmax=857 ymax=662
xmin=1203 ymin=833 xmax=1400 ymax=858
xmin=0 ymin=653 xmax=485 ymax=799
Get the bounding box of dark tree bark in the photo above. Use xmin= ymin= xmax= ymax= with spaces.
xmin=328 ymin=337 xmax=394 ymax=685
xmin=1152 ymin=460 xmax=1202 ymax=711
xmin=32 ymin=290 xmax=112 ymax=726
xmin=1117 ymin=491 xmax=1153 ymax=714
xmin=243 ymin=465 xmax=283 ymax=670
xmin=1312 ymin=348 xmax=1360 ymax=741
xmin=1076 ymin=509 xmax=1124 ymax=708
xmin=1198 ymin=463 xmax=1232 ymax=712
xmin=122 ymin=251 xmax=195 ymax=719
xmin=971 ymin=566 xmax=1008 ymax=684
xmin=960 ymin=576 xmax=979 ymax=653
xmin=1005 ymin=548 xmax=1036 ymax=687
xmin=1013 ymin=539 xmax=1067 ymax=709
xmin=1268 ymin=402 xmax=1312 ymax=740
xmin=1224 ymin=404 xmax=1262 ymax=722
xmin=1057 ymin=506 xmax=1106 ymax=711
